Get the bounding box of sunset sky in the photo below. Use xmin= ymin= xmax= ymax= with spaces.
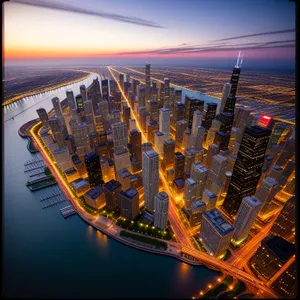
xmin=4 ymin=0 xmax=295 ymax=69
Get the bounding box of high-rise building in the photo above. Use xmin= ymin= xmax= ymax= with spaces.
xmin=72 ymin=123 xmax=91 ymax=157
xmin=145 ymin=64 xmax=151 ymax=101
xmin=275 ymin=138 xmax=295 ymax=167
xmin=159 ymin=82 xmax=165 ymax=108
xmin=219 ymin=83 xmax=232 ymax=113
xmin=111 ymin=122 xmax=128 ymax=154
xmin=206 ymin=154 xmax=228 ymax=189
xmin=202 ymin=189 xmax=217 ymax=211
xmin=84 ymin=186 xmax=106 ymax=209
xmin=270 ymin=196 xmax=295 ymax=243
xmin=233 ymin=106 xmax=251 ymax=132
xmin=219 ymin=112 xmax=234 ymax=134
xmin=233 ymin=196 xmax=261 ymax=243
xmin=183 ymin=178 xmax=197 ymax=208
xmin=66 ymin=90 xmax=76 ymax=114
xmin=80 ymin=85 xmax=87 ymax=102
xmin=223 ymin=126 xmax=271 ymax=217
xmin=214 ymin=131 xmax=230 ymax=151
xmin=119 ymin=188 xmax=139 ymax=220
xmin=75 ymin=94 xmax=84 ymax=112
xmin=175 ymin=119 xmax=188 ymax=148
xmin=159 ymin=108 xmax=171 ymax=138
xmin=94 ymin=100 xmax=109 ymax=134
xmin=190 ymin=162 xmax=208 ymax=199
xmin=206 ymin=119 xmax=221 ymax=147
xmin=184 ymin=149 xmax=195 ymax=173
xmin=154 ymin=131 xmax=165 ymax=155
xmin=84 ymin=152 xmax=103 ymax=187
xmin=101 ymin=79 xmax=109 ymax=101
xmin=174 ymin=151 xmax=185 ymax=180
xmin=204 ymin=143 xmax=219 ymax=168
xmin=36 ymin=108 xmax=49 ymax=128
xmin=268 ymin=122 xmax=291 ymax=146
xmin=229 ymin=53 xmax=243 ymax=97
xmin=191 ymin=110 xmax=203 ymax=136
xmin=175 ymin=90 xmax=182 ymax=103
xmin=146 ymin=120 xmax=159 ymax=144
xmin=142 ymin=150 xmax=159 ymax=211
xmin=142 ymin=142 xmax=152 ymax=152
xmin=162 ymin=139 xmax=175 ymax=171
xmin=202 ymin=103 xmax=217 ymax=131
xmin=83 ymin=100 xmax=95 ymax=134
xmin=122 ymin=105 xmax=131 ymax=129
xmin=163 ymin=78 xmax=170 ymax=108
xmin=119 ymin=73 xmax=124 ymax=89
xmin=194 ymin=126 xmax=206 ymax=151
xmin=199 ymin=209 xmax=234 ymax=257
xmin=87 ymin=78 xmax=101 ymax=110
xmin=182 ymin=131 xmax=194 ymax=151
xmin=185 ymin=200 xmax=206 ymax=228
xmin=223 ymin=96 xmax=237 ymax=114
xmin=173 ymin=102 xmax=185 ymax=124
xmin=129 ymin=129 xmax=142 ymax=163
xmin=64 ymin=134 xmax=77 ymax=154
xmin=117 ymin=168 xmax=132 ymax=192
xmin=184 ymin=96 xmax=204 ymax=129
xmin=104 ymin=179 xmax=122 ymax=210
xmin=109 ymin=80 xmax=117 ymax=97
xmin=149 ymin=101 xmax=159 ymax=122
xmin=48 ymin=115 xmax=68 ymax=148
xmin=154 ymin=192 xmax=169 ymax=230
xmin=53 ymin=147 xmax=73 ymax=171
xmin=51 ymin=97 xmax=63 ymax=117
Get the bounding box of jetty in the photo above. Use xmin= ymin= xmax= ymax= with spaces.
xmin=60 ymin=205 xmax=77 ymax=218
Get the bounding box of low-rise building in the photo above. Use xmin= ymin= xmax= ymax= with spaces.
xmin=84 ymin=186 xmax=106 ymax=209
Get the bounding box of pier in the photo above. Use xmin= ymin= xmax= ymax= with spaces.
xmin=60 ymin=205 xmax=77 ymax=218
xmin=40 ymin=193 xmax=67 ymax=209
xmin=24 ymin=157 xmax=45 ymax=172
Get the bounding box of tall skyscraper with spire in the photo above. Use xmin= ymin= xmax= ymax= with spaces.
xmin=229 ymin=51 xmax=243 ymax=98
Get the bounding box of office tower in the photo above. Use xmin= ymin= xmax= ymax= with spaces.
xmin=154 ymin=131 xmax=165 ymax=155
xmin=206 ymin=119 xmax=221 ymax=147
xmin=222 ymin=171 xmax=232 ymax=195
xmin=183 ymin=178 xmax=197 ymax=208
xmin=159 ymin=108 xmax=171 ymax=138
xmin=190 ymin=162 xmax=208 ymax=199
xmin=36 ymin=108 xmax=49 ymax=128
xmin=184 ymin=200 xmax=206 ymax=228
xmin=159 ymin=82 xmax=165 ymax=108
xmin=94 ymin=100 xmax=109 ymax=134
xmin=173 ymin=102 xmax=185 ymax=125
xmin=206 ymin=154 xmax=228 ymax=189
xmin=219 ymin=83 xmax=232 ymax=113
xmin=84 ymin=152 xmax=103 ymax=187
xmin=268 ymin=165 xmax=284 ymax=183
xmin=205 ymin=143 xmax=219 ymax=168
xmin=202 ymin=189 xmax=217 ymax=211
xmin=219 ymin=112 xmax=234 ymax=134
xmin=154 ymin=192 xmax=169 ymax=230
xmin=48 ymin=115 xmax=68 ymax=148
xmin=84 ymin=186 xmax=106 ymax=209
xmin=142 ymin=142 xmax=152 ymax=152
xmin=149 ymin=101 xmax=159 ymax=122
xmin=202 ymin=102 xmax=217 ymax=131
xmin=174 ymin=151 xmax=185 ymax=180
xmin=114 ymin=90 xmax=122 ymax=111
xmin=101 ymin=79 xmax=109 ymax=100
xmin=223 ymin=126 xmax=272 ymax=217
xmin=182 ymin=130 xmax=193 ymax=152
xmin=53 ymin=147 xmax=73 ymax=171
xmin=71 ymin=154 xmax=87 ymax=176
xmin=175 ymin=89 xmax=182 ymax=103
xmin=100 ymin=157 xmax=115 ymax=182
xmin=191 ymin=110 xmax=202 ymax=136
xmin=130 ymin=173 xmax=143 ymax=190
xmin=109 ymin=109 xmax=121 ymax=126
xmin=233 ymin=106 xmax=251 ymax=132
xmin=169 ymin=87 xmax=176 ymax=112
xmin=194 ymin=126 xmax=206 ymax=151
xmin=233 ymin=196 xmax=261 ymax=243
xmin=151 ymin=80 xmax=158 ymax=101
xmin=250 ymin=114 xmax=260 ymax=126
xmin=119 ymin=188 xmax=139 ymax=220
xmin=89 ymin=132 xmax=99 ymax=152
xmin=270 ymin=261 xmax=296 ymax=298
xmin=284 ymin=177 xmax=295 ymax=194
xmin=64 ymin=135 xmax=76 ymax=155
xmin=142 ymin=150 xmax=159 ymax=211
xmin=111 ymin=122 xmax=128 ymax=154
xmin=117 ymin=168 xmax=131 ymax=191
xmin=146 ymin=120 xmax=159 ymax=144
xmin=213 ymin=131 xmax=230 ymax=151
xmin=228 ymin=127 xmax=242 ymax=153
xmin=184 ymin=149 xmax=195 ymax=173
xmin=72 ymin=123 xmax=91 ymax=157
xmin=109 ymin=80 xmax=117 ymax=97
xmin=256 ymin=177 xmax=279 ymax=215
xmin=51 ymin=96 xmax=63 ymax=117
xmin=184 ymin=96 xmax=204 ymax=129
xmin=270 ymin=196 xmax=295 ymax=243
xmin=162 ymin=139 xmax=175 ymax=171
xmin=122 ymin=105 xmax=131 ymax=129
xmin=268 ymin=144 xmax=284 ymax=162
xmin=282 ymin=159 xmax=295 ymax=181
xmin=129 ymin=119 xmax=136 ymax=132
xmin=250 ymin=235 xmax=295 ymax=280
xmin=104 ymin=179 xmax=122 ymax=209
xmin=161 ymin=78 xmax=170 ymax=107
xmin=119 ymin=73 xmax=124 ymax=89
xmin=129 ymin=129 xmax=142 ymax=162
xmin=268 ymin=122 xmax=291 ymax=147
xmin=66 ymin=90 xmax=76 ymax=114
xmin=145 ymin=64 xmax=151 ymax=101
xmin=83 ymin=100 xmax=95 ymax=133
xmin=87 ymin=78 xmax=101 ymax=110
xmin=175 ymin=119 xmax=188 ymax=148
xmin=275 ymin=138 xmax=295 ymax=167
xmin=75 ymin=94 xmax=84 ymax=113
xmin=199 ymin=209 xmax=234 ymax=257
xmin=223 ymin=96 xmax=237 ymax=114
xmin=229 ymin=52 xmax=243 ymax=97
xmin=80 ymin=85 xmax=87 ymax=102
xmin=138 ymin=86 xmax=146 ymax=107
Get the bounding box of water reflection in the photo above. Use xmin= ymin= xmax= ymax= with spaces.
xmin=179 ymin=262 xmax=191 ymax=278
xmin=96 ymin=230 xmax=108 ymax=248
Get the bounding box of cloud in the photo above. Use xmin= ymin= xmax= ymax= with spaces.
xmin=211 ymin=29 xmax=295 ymax=42
xmin=11 ymin=0 xmax=164 ymax=28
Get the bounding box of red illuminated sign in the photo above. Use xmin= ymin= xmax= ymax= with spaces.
xmin=258 ymin=114 xmax=272 ymax=128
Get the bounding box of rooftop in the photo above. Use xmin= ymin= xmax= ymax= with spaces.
xmin=144 ymin=150 xmax=158 ymax=159
xmin=120 ymin=188 xmax=138 ymax=199
xmin=104 ymin=179 xmax=122 ymax=191
xmin=160 ymin=107 xmax=170 ymax=112
xmin=84 ymin=152 xmax=99 ymax=160
xmin=193 ymin=162 xmax=208 ymax=172
xmin=85 ymin=186 xmax=105 ymax=200
xmin=175 ymin=152 xmax=184 ymax=159
xmin=191 ymin=200 xmax=206 ymax=210
xmin=177 ymin=119 xmax=188 ymax=125
xmin=185 ymin=149 xmax=195 ymax=156
xmin=174 ymin=178 xmax=185 ymax=187
xmin=117 ymin=168 xmax=131 ymax=179
xmin=130 ymin=174 xmax=141 ymax=181
xmin=262 ymin=235 xmax=295 ymax=263
xmin=246 ymin=125 xmax=272 ymax=135
xmin=203 ymin=208 xmax=234 ymax=236
xmin=64 ymin=167 xmax=77 ymax=175
xmin=71 ymin=178 xmax=89 ymax=190
xmin=242 ymin=196 xmax=261 ymax=207
xmin=186 ymin=178 xmax=196 ymax=186
xmin=216 ymin=131 xmax=230 ymax=137
xmin=164 ymin=139 xmax=175 ymax=146
xmin=155 ymin=192 xmax=169 ymax=201
xmin=155 ymin=131 xmax=164 ymax=137
xmin=53 ymin=147 xmax=69 ymax=155
xmin=203 ymin=189 xmax=217 ymax=199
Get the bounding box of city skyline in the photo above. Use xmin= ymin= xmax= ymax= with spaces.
xmin=4 ymin=0 xmax=295 ymax=70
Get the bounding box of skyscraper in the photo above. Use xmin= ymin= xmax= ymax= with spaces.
xmin=48 ymin=115 xmax=68 ymax=148
xmin=111 ymin=122 xmax=128 ymax=154
xmin=222 ymin=126 xmax=271 ymax=217
xmin=145 ymin=64 xmax=151 ymax=101
xmin=119 ymin=188 xmax=139 ymax=220
xmin=206 ymin=119 xmax=221 ymax=147
xmin=80 ymin=85 xmax=87 ymax=102
xmin=159 ymin=108 xmax=171 ymax=138
xmin=51 ymin=97 xmax=63 ymax=117
xmin=83 ymin=100 xmax=95 ymax=134
xmin=183 ymin=178 xmax=197 ymax=208
xmin=204 ymin=143 xmax=219 ymax=168
xmin=175 ymin=119 xmax=188 ymax=149
xmin=190 ymin=162 xmax=208 ymax=199
xmin=66 ymin=90 xmax=76 ymax=114
xmin=72 ymin=123 xmax=91 ymax=157
xmin=149 ymin=101 xmax=159 ymax=122
xmin=233 ymin=196 xmax=262 ymax=243
xmin=202 ymin=189 xmax=217 ymax=211
xmin=174 ymin=151 xmax=185 ymax=180
xmin=219 ymin=112 xmax=234 ymax=134
xmin=129 ymin=129 xmax=142 ymax=163
xmin=119 ymin=73 xmax=124 ymax=89
xmin=206 ymin=154 xmax=228 ymax=190
xmin=84 ymin=152 xmax=103 ymax=187
xmin=104 ymin=179 xmax=122 ymax=210
xmin=101 ymin=79 xmax=109 ymax=101
xmin=229 ymin=52 xmax=243 ymax=97
xmin=154 ymin=192 xmax=169 ymax=230
xmin=275 ymin=138 xmax=295 ymax=167
xmin=191 ymin=110 xmax=203 ymax=136
xmin=163 ymin=78 xmax=170 ymax=108
xmin=75 ymin=95 xmax=84 ymax=112
xmin=213 ymin=131 xmax=231 ymax=151
xmin=219 ymin=83 xmax=232 ymax=113
xmin=223 ymin=96 xmax=237 ymax=114
xmin=162 ymin=139 xmax=175 ymax=171
xmin=36 ymin=108 xmax=49 ymax=128
xmin=202 ymin=102 xmax=217 ymax=131
xmin=142 ymin=150 xmax=159 ymax=211
xmin=184 ymin=96 xmax=204 ymax=129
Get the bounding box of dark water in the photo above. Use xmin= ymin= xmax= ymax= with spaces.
xmin=3 ymin=75 xmax=220 ymax=298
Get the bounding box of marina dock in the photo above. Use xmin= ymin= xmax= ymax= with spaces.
xmin=60 ymin=205 xmax=77 ymax=218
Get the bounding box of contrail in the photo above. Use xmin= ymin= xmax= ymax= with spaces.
xmin=10 ymin=0 xmax=165 ymax=28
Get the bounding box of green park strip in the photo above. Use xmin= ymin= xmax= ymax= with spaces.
xmin=120 ymin=230 xmax=168 ymax=250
